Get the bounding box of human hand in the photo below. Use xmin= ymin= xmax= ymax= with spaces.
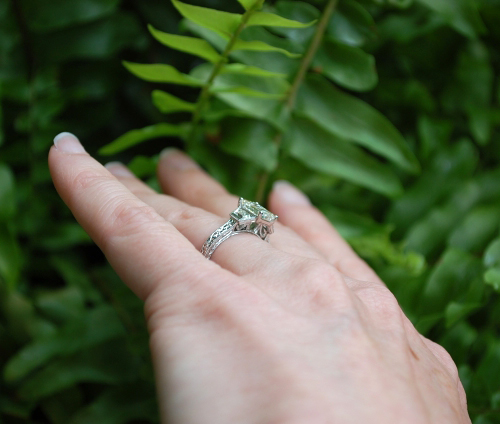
xmin=49 ymin=133 xmax=470 ymax=424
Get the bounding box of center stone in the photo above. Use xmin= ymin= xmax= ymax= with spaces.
xmin=231 ymin=199 xmax=277 ymax=223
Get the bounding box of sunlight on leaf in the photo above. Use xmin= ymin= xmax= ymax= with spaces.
xmin=123 ymin=62 xmax=204 ymax=86
xmin=232 ymin=39 xmax=301 ymax=58
xmin=152 ymin=90 xmax=196 ymax=114
xmin=148 ymin=25 xmax=221 ymax=63
xmin=247 ymin=11 xmax=316 ymax=28
xmin=99 ymin=123 xmax=190 ymax=155
xmin=172 ymin=0 xmax=241 ymax=38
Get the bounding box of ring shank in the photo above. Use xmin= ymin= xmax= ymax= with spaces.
xmin=201 ymin=198 xmax=277 ymax=260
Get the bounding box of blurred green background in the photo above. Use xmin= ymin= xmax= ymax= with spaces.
xmin=1 ymin=0 xmax=499 ymax=422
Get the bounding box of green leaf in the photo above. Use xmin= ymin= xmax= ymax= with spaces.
xmin=474 ymin=341 xmax=500 ymax=398
xmin=349 ymin=232 xmax=426 ymax=276
xmin=445 ymin=302 xmax=482 ymax=328
xmin=36 ymin=286 xmax=85 ymax=324
xmin=127 ymin=155 xmax=158 ymax=179
xmin=4 ymin=306 xmax=124 ymax=383
xmin=284 ymin=118 xmax=403 ymax=197
xmin=312 ymin=38 xmax=378 ymax=92
xmin=123 ymin=62 xmax=203 ymax=86
xmin=35 ymin=12 xmax=146 ymax=64
xmin=415 ymin=0 xmax=485 ymax=38
xmin=447 ymin=204 xmax=500 ymax=253
xmin=192 ymin=63 xmax=288 ymax=127
xmin=68 ymin=383 xmax=157 ymax=424
xmin=18 ymin=339 xmax=140 ymax=400
xmin=36 ymin=223 xmax=91 ymax=250
xmin=237 ymin=0 xmax=262 ymax=11
xmin=202 ymin=98 xmax=255 ymax=122
xmin=388 ymin=140 xmax=477 ymax=235
xmin=220 ymin=63 xmax=287 ymax=78
xmin=418 ymin=248 xmax=483 ymax=317
xmin=184 ymin=20 xmax=297 ymax=75
xmin=211 ymin=86 xmax=285 ymax=99
xmin=148 ymin=25 xmax=221 ymax=63
xmin=50 ymin=255 xmax=101 ymax=303
xmin=171 ymin=0 xmax=241 ymax=38
xmin=219 ymin=118 xmax=278 ymax=171
xmin=328 ymin=0 xmax=376 ymax=47
xmin=296 ymin=75 xmax=419 ymax=173
xmin=99 ymin=123 xmax=190 ymax=155
xmin=405 ymin=170 xmax=500 ymax=257
xmin=484 ymin=268 xmax=500 ymax=292
xmin=319 ymin=206 xmax=382 ymax=240
xmin=152 ymin=90 xmax=196 ymax=114
xmin=273 ymin=1 xmax=319 ymax=44
xmin=21 ymin=0 xmax=120 ymax=32
xmin=246 ymin=11 xmax=316 ymax=28
xmin=442 ymin=42 xmax=493 ymax=145
xmin=0 ymin=163 xmax=15 ymax=220
xmin=484 ymin=238 xmax=500 ymax=268
xmin=232 ymin=39 xmax=301 ymax=58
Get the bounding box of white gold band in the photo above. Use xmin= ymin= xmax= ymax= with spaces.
xmin=200 ymin=198 xmax=277 ymax=260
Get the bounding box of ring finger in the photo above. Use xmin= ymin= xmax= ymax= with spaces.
xmin=104 ymin=161 xmax=294 ymax=278
xmin=155 ymin=149 xmax=325 ymax=261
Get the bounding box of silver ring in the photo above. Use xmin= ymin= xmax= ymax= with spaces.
xmin=201 ymin=198 xmax=278 ymax=259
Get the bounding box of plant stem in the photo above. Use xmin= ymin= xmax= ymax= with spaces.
xmin=187 ymin=5 xmax=260 ymax=143
xmin=255 ymin=0 xmax=338 ymax=203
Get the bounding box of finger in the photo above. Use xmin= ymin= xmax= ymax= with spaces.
xmin=104 ymin=161 xmax=293 ymax=278
xmin=268 ymin=181 xmax=382 ymax=284
xmin=156 ymin=149 xmax=322 ymax=260
xmin=48 ymin=133 xmax=216 ymax=301
xmin=105 ymin=162 xmax=358 ymax=314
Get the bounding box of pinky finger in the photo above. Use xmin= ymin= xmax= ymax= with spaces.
xmin=268 ymin=181 xmax=382 ymax=284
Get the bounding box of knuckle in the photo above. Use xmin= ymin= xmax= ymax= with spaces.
xmin=72 ymin=168 xmax=108 ymax=193
xmin=293 ymin=260 xmax=353 ymax=310
xmin=169 ymin=206 xmax=205 ymax=225
xmin=357 ymin=285 xmax=402 ymax=317
xmin=355 ymin=285 xmax=407 ymax=335
xmin=296 ymin=260 xmax=339 ymax=282
xmin=425 ymin=339 xmax=459 ymax=379
xmin=100 ymin=201 xmax=163 ymax=248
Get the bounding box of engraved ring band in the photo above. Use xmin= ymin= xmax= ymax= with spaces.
xmin=201 ymin=198 xmax=278 ymax=260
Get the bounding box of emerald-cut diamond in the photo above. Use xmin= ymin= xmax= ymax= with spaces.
xmin=231 ymin=198 xmax=277 ymax=223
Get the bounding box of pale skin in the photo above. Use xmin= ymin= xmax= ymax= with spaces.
xmin=49 ymin=133 xmax=471 ymax=424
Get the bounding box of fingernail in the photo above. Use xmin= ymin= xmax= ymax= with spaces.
xmin=160 ymin=147 xmax=199 ymax=171
xmin=105 ymin=162 xmax=135 ymax=177
xmin=273 ymin=180 xmax=311 ymax=206
xmin=53 ymin=132 xmax=86 ymax=154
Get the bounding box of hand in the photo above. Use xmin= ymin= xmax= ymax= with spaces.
xmin=49 ymin=133 xmax=470 ymax=424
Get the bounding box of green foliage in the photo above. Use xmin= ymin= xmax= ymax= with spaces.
xmin=1 ymin=0 xmax=500 ymax=422
xmin=102 ymin=0 xmax=418 ymax=198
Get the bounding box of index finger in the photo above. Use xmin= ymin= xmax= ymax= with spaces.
xmin=48 ymin=133 xmax=215 ymax=301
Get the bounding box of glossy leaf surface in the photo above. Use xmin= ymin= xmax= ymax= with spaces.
xmin=172 ymin=0 xmax=241 ymax=38
xmin=284 ymin=118 xmax=403 ymax=197
xmin=99 ymin=123 xmax=190 ymax=155
xmin=152 ymin=90 xmax=196 ymax=114
xmin=296 ymin=75 xmax=419 ymax=173
xmin=246 ymin=11 xmax=316 ymax=28
xmin=123 ymin=62 xmax=204 ymax=86
xmin=312 ymin=38 xmax=377 ymax=91
xmin=148 ymin=25 xmax=221 ymax=63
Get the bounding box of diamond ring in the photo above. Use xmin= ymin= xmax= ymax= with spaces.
xmin=201 ymin=198 xmax=278 ymax=259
